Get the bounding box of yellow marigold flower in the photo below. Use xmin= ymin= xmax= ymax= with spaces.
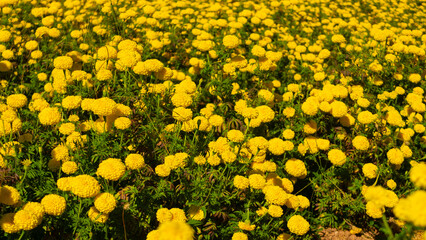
xmin=352 ymin=135 xmax=369 ymax=151
xmin=2 ymin=50 xmax=13 ymax=59
xmin=209 ymin=114 xmax=224 ymax=127
xmin=41 ymin=194 xmax=66 ymax=216
xmin=238 ymin=221 xmax=255 ymax=231
xmin=386 ymin=110 xmax=405 ymax=127
xmin=298 ymin=195 xmax=310 ymax=209
xmin=125 ymin=153 xmax=145 ymax=170
xmin=268 ymin=205 xmax=283 ymax=217
xmin=53 ymin=56 xmax=73 ymax=69
xmin=262 ymin=185 xmax=288 ymax=206
xmin=410 ymin=162 xmax=426 ymax=188
xmin=287 ymin=215 xmax=310 ymax=235
xmin=363 ymin=186 xmax=398 ymax=208
xmin=147 ymin=230 xmax=160 ymax=240
xmin=232 ymin=232 xmax=248 ymax=240
xmin=256 ymin=105 xmax=275 ymax=123
xmin=0 ymin=30 xmax=12 ymax=42
xmin=171 ymin=92 xmax=193 ymax=108
xmin=156 ymin=208 xmax=172 ymax=223
xmin=387 ymin=148 xmax=404 ymax=165
xmin=242 ymin=107 xmax=258 ymax=119
xmin=366 ymin=201 xmax=384 ymax=218
xmin=408 ymin=73 xmax=421 ymax=83
xmin=172 ymin=107 xmax=192 ymax=122
xmin=92 ymin=97 xmax=117 ymax=116
xmin=22 ymin=202 xmax=44 ymax=223
xmin=285 ymin=194 xmax=301 ymax=209
xmin=31 ymin=50 xmax=43 ymax=59
xmin=252 ymin=45 xmax=266 ymax=57
xmin=234 ymin=100 xmax=247 ymax=114
xmin=51 ymin=145 xmax=70 ymax=162
xmin=29 ymin=98 xmax=49 ymax=112
xmin=276 ymin=233 xmax=292 ymax=240
xmin=393 ymin=190 xmax=426 ymax=227
xmin=328 ymin=149 xmax=347 ymax=166
xmin=164 ymin=153 xmax=188 ymax=170
xmin=357 ymin=98 xmax=370 ymax=108
xmin=71 ymin=175 xmax=100 ymax=198
xmin=144 ymin=59 xmax=164 ymax=73
xmin=337 ymin=112 xmax=354 ymax=126
xmin=414 ymin=124 xmax=425 ymax=133
xmin=283 ymin=107 xmax=296 ymax=118
xmin=0 ymin=185 xmax=20 ymax=205
xmin=283 ymin=129 xmax=295 ymax=139
xmin=400 ymin=144 xmax=412 ymax=158
xmin=387 ymin=179 xmax=397 ymax=190
xmin=193 ymin=155 xmax=206 ymax=165
xmin=39 ymin=107 xmax=62 ymax=126
xmin=155 ymin=164 xmax=171 ymax=177
xmin=97 ymin=45 xmax=117 ymax=60
xmin=316 ymin=139 xmax=330 ymax=150
xmin=14 ymin=209 xmax=40 ymax=230
xmin=285 ymin=159 xmax=307 ymax=178
xmin=256 ymin=206 xmax=268 ymax=217
xmin=362 ymin=163 xmax=378 ymax=179
xmin=1 ymin=109 xmax=17 ymax=122
xmin=331 ymin=34 xmax=346 ymax=43
xmin=330 ymin=101 xmax=348 ymax=118
xmin=169 ymin=208 xmax=187 ymax=222
xmin=205 ymin=153 xmax=222 ymax=166
xmin=96 ymin=158 xmax=126 ymax=181
xmin=0 ymin=213 xmax=20 ymax=233
xmin=221 ymin=151 xmax=236 ymax=163
xmin=227 ymin=130 xmax=244 ymax=142
xmin=188 ymin=206 xmax=205 ymax=221
xmin=114 ymin=117 xmax=131 ymax=129
xmin=88 ymin=206 xmax=108 ymax=223
xmin=314 ymin=72 xmax=326 ymax=81
xmin=0 ymin=60 xmax=13 ymax=72
xmin=62 ymin=95 xmax=82 ymax=109
xmin=59 ymin=122 xmax=75 ymax=135
xmin=133 ymin=61 xmax=150 ymax=75
xmin=350 ymin=226 xmax=362 ymax=235
xmin=94 ymin=192 xmax=116 ymax=214
xmin=358 ymin=111 xmax=376 ymax=124
xmin=303 ymin=120 xmax=317 ymax=134
xmin=57 ymin=177 xmax=73 ymax=191
xmin=234 ymin=175 xmax=249 ymax=190
xmin=6 ymin=94 xmax=27 ymax=108
xmin=96 ymin=69 xmax=113 ymax=81
xmin=249 ymin=174 xmax=266 ymax=189
xmin=223 ymin=35 xmax=239 ymax=49
xmin=62 ymin=161 xmax=77 ymax=174
xmin=268 ymin=138 xmax=286 ymax=155
xmin=157 ymin=221 xmax=194 ymax=240
xmin=301 ymin=100 xmax=318 ymax=116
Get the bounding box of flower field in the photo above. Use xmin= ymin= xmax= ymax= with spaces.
xmin=0 ymin=0 xmax=426 ymax=239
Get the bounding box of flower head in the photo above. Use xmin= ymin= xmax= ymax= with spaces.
xmin=96 ymin=158 xmax=126 ymax=181
xmin=94 ymin=193 xmax=116 ymax=214
xmin=71 ymin=175 xmax=100 ymax=198
xmin=41 ymin=194 xmax=66 ymax=216
xmin=287 ymin=215 xmax=310 ymax=235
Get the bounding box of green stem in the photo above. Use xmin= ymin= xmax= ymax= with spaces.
xmin=73 ymin=198 xmax=83 ymax=236
xmin=19 ymin=168 xmax=28 ymax=185
xmin=17 ymin=231 xmax=24 ymax=240
xmin=372 ymin=165 xmax=381 ymax=187
xmin=382 ymin=215 xmax=395 ymax=240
